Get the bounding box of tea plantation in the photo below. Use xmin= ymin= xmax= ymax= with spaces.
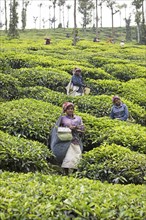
xmin=0 ymin=30 xmax=146 ymax=219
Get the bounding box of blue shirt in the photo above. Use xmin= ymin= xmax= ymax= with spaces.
xmin=71 ymin=75 xmax=85 ymax=93
xmin=110 ymin=103 xmax=129 ymax=121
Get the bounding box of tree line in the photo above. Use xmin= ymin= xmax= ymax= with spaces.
xmin=1 ymin=0 xmax=146 ymax=44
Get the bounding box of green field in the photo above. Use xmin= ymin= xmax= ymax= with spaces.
xmin=0 ymin=29 xmax=146 ymax=219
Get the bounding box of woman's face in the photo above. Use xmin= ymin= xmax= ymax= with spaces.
xmin=66 ymin=106 xmax=74 ymax=116
xmin=114 ymin=98 xmax=121 ymax=106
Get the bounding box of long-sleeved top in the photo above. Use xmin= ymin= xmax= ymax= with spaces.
xmin=110 ymin=103 xmax=129 ymax=121
xmin=60 ymin=115 xmax=84 ymax=144
xmin=71 ymin=74 xmax=85 ymax=93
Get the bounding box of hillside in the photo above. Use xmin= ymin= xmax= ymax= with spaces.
xmin=0 ymin=29 xmax=146 ymax=219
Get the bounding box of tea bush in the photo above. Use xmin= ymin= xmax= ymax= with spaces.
xmin=0 ymin=130 xmax=54 ymax=173
xmin=17 ymin=86 xmax=145 ymax=125
xmin=88 ymin=78 xmax=146 ymax=108
xmin=0 ymin=172 xmax=145 ymax=219
xmin=0 ymin=73 xmax=21 ymax=100
xmin=78 ymin=143 xmax=146 ymax=184
xmin=89 ymin=55 xmax=129 ymax=68
xmin=11 ymin=67 xmax=70 ymax=93
xmin=0 ymin=98 xmax=146 ymax=153
xmin=102 ymin=63 xmax=146 ymax=81
xmin=0 ymin=99 xmax=60 ymax=145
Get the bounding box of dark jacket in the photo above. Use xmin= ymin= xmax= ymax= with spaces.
xmin=71 ymin=74 xmax=85 ymax=93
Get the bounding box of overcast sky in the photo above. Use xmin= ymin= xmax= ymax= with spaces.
xmin=0 ymin=0 xmax=145 ymax=29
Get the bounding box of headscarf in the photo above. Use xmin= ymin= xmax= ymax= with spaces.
xmin=72 ymin=67 xmax=81 ymax=75
xmin=112 ymin=95 xmax=120 ymax=103
xmin=62 ymin=102 xmax=74 ymax=112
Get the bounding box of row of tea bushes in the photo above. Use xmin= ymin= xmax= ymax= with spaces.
xmin=88 ymin=48 xmax=146 ymax=68
xmin=10 ymin=67 xmax=70 ymax=93
xmin=74 ymin=94 xmax=146 ymax=125
xmin=0 ymin=73 xmax=21 ymax=100
xmin=0 ymin=130 xmax=54 ymax=173
xmin=88 ymin=78 xmax=146 ymax=108
xmin=17 ymin=86 xmax=146 ymax=125
xmin=102 ymin=63 xmax=146 ymax=81
xmin=0 ymin=98 xmax=146 ymax=153
xmin=0 ymin=99 xmax=60 ymax=145
xmin=78 ymin=143 xmax=146 ymax=184
xmin=0 ymin=51 xmax=87 ymax=70
xmin=1 ymin=125 xmax=145 ymax=183
xmin=89 ymin=55 xmax=130 ymax=68
xmin=0 ymin=172 xmax=145 ymax=219
xmin=59 ymin=65 xmax=114 ymax=80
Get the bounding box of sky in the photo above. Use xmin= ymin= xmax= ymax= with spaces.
xmin=0 ymin=0 xmax=145 ymax=29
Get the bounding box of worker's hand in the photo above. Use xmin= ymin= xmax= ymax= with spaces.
xmin=69 ymin=125 xmax=77 ymax=130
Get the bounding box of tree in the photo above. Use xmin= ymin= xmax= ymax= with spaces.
xmin=38 ymin=3 xmax=42 ymax=29
xmin=33 ymin=16 xmax=38 ymax=29
xmin=95 ymin=0 xmax=99 ymax=39
xmin=78 ymin=0 xmax=94 ymax=32
xmin=99 ymin=0 xmax=104 ymax=28
xmin=49 ymin=17 xmax=57 ymax=29
xmin=116 ymin=3 xmax=127 ymax=38
xmin=8 ymin=0 xmax=19 ymax=38
xmin=58 ymin=0 xmax=66 ymax=28
xmin=125 ymin=15 xmax=132 ymax=41
xmin=48 ymin=5 xmax=52 ymax=28
xmin=73 ymin=0 xmax=77 ymax=46
xmin=4 ymin=0 xmax=8 ymax=32
xmin=66 ymin=4 xmax=71 ymax=28
xmin=52 ymin=0 xmax=57 ymax=29
xmin=21 ymin=0 xmax=29 ymax=31
xmin=105 ymin=0 xmax=119 ymax=38
xmin=132 ymin=0 xmax=146 ymax=44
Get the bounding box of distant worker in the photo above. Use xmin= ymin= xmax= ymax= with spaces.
xmin=110 ymin=95 xmax=129 ymax=121
xmin=66 ymin=68 xmax=88 ymax=96
xmin=120 ymin=40 xmax=125 ymax=47
xmin=93 ymin=37 xmax=100 ymax=42
xmin=44 ymin=37 xmax=51 ymax=45
xmin=66 ymin=33 xmax=70 ymax=38
xmin=107 ymin=38 xmax=115 ymax=44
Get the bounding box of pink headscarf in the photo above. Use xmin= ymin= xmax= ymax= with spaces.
xmin=62 ymin=102 xmax=74 ymax=112
xmin=112 ymin=95 xmax=120 ymax=103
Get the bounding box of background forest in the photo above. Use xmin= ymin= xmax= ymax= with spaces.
xmin=0 ymin=0 xmax=146 ymax=44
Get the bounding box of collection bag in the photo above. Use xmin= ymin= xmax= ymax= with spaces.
xmin=57 ymin=127 xmax=73 ymax=141
xmin=84 ymin=87 xmax=90 ymax=95
xmin=65 ymin=80 xmax=74 ymax=95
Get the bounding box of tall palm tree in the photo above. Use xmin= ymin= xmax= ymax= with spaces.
xmin=48 ymin=5 xmax=52 ymax=28
xmin=4 ymin=0 xmax=8 ymax=32
xmin=105 ymin=0 xmax=119 ymax=38
xmin=38 ymin=3 xmax=42 ymax=29
xmin=33 ymin=16 xmax=38 ymax=29
xmin=95 ymin=0 xmax=99 ymax=38
xmin=99 ymin=0 xmax=104 ymax=28
xmin=52 ymin=0 xmax=57 ymax=29
xmin=58 ymin=0 xmax=66 ymax=28
xmin=73 ymin=0 xmax=77 ymax=46
xmin=58 ymin=1 xmax=62 ymax=26
xmin=66 ymin=4 xmax=71 ymax=28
